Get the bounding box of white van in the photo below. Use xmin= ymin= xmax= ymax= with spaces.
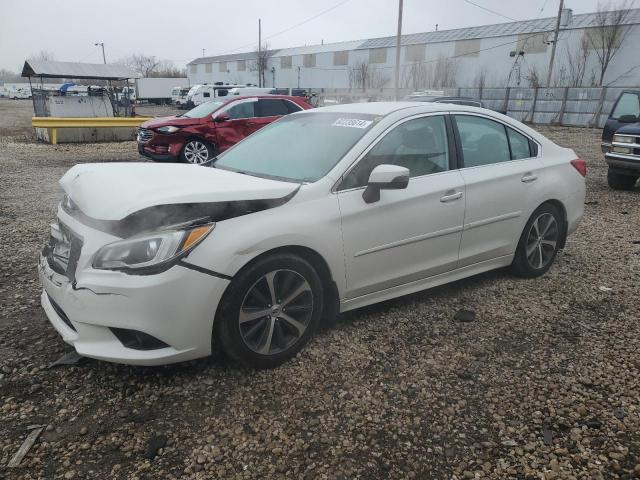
xmin=186 ymin=84 xmax=245 ymax=107
xmin=171 ymin=86 xmax=191 ymax=108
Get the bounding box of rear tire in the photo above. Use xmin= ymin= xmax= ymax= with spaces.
xmin=607 ymin=168 xmax=638 ymax=190
xmin=215 ymin=253 xmax=324 ymax=369
xmin=511 ymin=203 xmax=564 ymax=278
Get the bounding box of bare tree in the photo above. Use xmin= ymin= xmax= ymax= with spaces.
xmin=426 ymin=56 xmax=458 ymax=89
xmin=401 ymin=62 xmax=427 ymax=91
xmin=121 ymin=54 xmax=161 ymax=78
xmin=150 ymin=60 xmax=186 ymax=78
xmin=565 ymin=38 xmax=591 ymax=87
xmin=474 ymin=67 xmax=488 ymax=95
xmin=252 ymin=42 xmax=272 ymax=88
xmin=28 ymin=51 xmax=56 ymax=62
xmin=348 ymin=62 xmax=390 ymax=90
xmin=525 ymin=65 xmax=543 ymax=88
xmin=0 ymin=69 xmax=22 ymax=83
xmin=585 ymin=0 xmax=635 ymax=86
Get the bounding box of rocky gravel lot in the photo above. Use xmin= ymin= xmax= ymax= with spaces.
xmin=1 ymin=99 xmax=639 ymax=479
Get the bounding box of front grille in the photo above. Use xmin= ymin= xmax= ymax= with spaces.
xmin=47 ymin=294 xmax=77 ymax=332
xmin=137 ymin=128 xmax=153 ymax=142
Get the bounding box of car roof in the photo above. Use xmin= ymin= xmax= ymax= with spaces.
xmin=315 ymin=101 xmax=484 ymax=116
xmin=226 ymin=94 xmax=302 ymax=101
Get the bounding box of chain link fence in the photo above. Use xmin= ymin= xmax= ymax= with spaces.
xmin=312 ymin=86 xmax=638 ymax=128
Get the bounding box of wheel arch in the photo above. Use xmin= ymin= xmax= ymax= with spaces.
xmin=535 ymin=199 xmax=568 ymax=249
xmin=215 ymin=245 xmax=340 ymax=329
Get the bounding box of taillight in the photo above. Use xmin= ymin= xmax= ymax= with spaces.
xmin=570 ymin=158 xmax=587 ymax=177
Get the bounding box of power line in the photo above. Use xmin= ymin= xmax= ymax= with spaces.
xmin=461 ymin=0 xmax=520 ymax=22
xmin=207 ymin=0 xmax=352 ymax=57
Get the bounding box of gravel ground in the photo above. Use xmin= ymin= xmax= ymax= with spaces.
xmin=1 ymin=99 xmax=639 ymax=479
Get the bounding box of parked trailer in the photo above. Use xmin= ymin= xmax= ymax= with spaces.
xmin=135 ymin=78 xmax=189 ymax=105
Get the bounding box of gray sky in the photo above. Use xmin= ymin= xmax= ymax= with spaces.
xmin=0 ymin=0 xmax=622 ymax=72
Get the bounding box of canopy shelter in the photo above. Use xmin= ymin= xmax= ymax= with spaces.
xmin=22 ymin=60 xmax=140 ymax=81
xmin=22 ymin=60 xmax=141 ymax=118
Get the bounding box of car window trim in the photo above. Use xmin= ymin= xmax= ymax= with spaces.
xmin=451 ymin=113 xmax=541 ymax=170
xmin=610 ymin=91 xmax=640 ymax=119
xmin=257 ymin=98 xmax=289 ymax=118
xmin=215 ymin=97 xmax=259 ymax=120
xmin=333 ymin=111 xmax=455 ymax=193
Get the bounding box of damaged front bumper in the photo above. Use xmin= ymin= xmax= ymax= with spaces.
xmin=38 ymin=214 xmax=230 ymax=366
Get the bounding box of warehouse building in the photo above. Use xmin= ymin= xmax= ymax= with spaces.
xmin=187 ymin=8 xmax=640 ymax=90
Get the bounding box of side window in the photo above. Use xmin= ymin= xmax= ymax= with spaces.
xmin=258 ymin=99 xmax=289 ymax=117
xmin=226 ymin=101 xmax=256 ymax=120
xmin=284 ymin=100 xmax=303 ymax=114
xmin=611 ymin=93 xmax=640 ymax=119
xmin=507 ymin=127 xmax=532 ymax=160
xmin=455 ymin=115 xmax=510 ymax=167
xmin=340 ymin=115 xmax=449 ymax=190
xmin=203 ymin=91 xmax=211 ymax=98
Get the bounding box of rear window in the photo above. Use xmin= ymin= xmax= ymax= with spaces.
xmin=612 ymin=92 xmax=640 ymax=119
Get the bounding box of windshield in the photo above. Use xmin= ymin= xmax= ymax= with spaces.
xmin=182 ymin=101 xmax=225 ymax=118
xmin=213 ymin=112 xmax=378 ymax=182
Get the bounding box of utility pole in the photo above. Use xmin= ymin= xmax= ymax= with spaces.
xmin=546 ymin=0 xmax=564 ymax=87
xmin=95 ymin=42 xmax=106 ymax=64
xmin=394 ymin=0 xmax=403 ymax=100
xmin=258 ymin=18 xmax=262 ymax=87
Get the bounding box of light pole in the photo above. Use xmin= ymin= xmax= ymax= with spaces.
xmin=94 ymin=42 xmax=106 ymax=64
xmin=394 ymin=0 xmax=403 ymax=100
xmin=297 ymin=66 xmax=301 ymax=89
xmin=546 ymin=0 xmax=564 ymax=87
xmin=271 ymin=66 xmax=276 ymax=88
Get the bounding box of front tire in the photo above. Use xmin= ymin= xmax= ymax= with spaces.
xmin=607 ymin=168 xmax=638 ymax=190
xmin=511 ymin=204 xmax=564 ymax=278
xmin=180 ymin=139 xmax=214 ymax=164
xmin=215 ymin=254 xmax=324 ymax=369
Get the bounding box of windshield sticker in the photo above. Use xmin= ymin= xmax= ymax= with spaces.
xmin=332 ymin=118 xmax=373 ymax=129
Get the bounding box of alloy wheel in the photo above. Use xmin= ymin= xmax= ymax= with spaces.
xmin=238 ymin=269 xmax=313 ymax=355
xmin=183 ymin=141 xmax=209 ymax=164
xmin=525 ymin=212 xmax=559 ymax=269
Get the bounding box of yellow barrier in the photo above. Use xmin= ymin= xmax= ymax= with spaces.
xmin=31 ymin=117 xmax=153 ymax=145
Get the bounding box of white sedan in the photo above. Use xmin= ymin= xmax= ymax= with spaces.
xmin=39 ymin=102 xmax=586 ymax=368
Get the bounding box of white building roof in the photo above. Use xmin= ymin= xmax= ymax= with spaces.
xmin=187 ymin=8 xmax=640 ymax=65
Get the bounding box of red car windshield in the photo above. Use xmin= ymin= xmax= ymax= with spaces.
xmin=182 ymin=101 xmax=225 ymax=118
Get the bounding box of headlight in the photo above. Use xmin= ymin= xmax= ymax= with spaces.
xmin=92 ymin=223 xmax=214 ymax=272
xmin=155 ymin=126 xmax=180 ymax=134
xmin=613 ymin=135 xmax=633 ymax=144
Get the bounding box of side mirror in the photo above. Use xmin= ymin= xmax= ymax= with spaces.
xmin=362 ymin=164 xmax=410 ymax=204
xmin=214 ymin=113 xmax=230 ymax=123
xmin=618 ymin=114 xmax=638 ymax=123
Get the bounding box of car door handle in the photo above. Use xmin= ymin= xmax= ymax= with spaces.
xmin=521 ymin=173 xmax=538 ymax=183
xmin=440 ymin=191 xmax=463 ymax=203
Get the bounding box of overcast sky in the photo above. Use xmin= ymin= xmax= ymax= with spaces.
xmin=0 ymin=0 xmax=625 ymax=72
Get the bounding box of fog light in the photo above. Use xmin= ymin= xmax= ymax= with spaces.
xmin=110 ymin=328 xmax=170 ymax=350
xmin=612 ymin=146 xmax=631 ymax=154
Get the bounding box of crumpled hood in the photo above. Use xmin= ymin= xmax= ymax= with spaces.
xmin=60 ymin=163 xmax=298 ymax=221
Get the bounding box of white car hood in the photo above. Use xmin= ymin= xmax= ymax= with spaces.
xmin=60 ymin=163 xmax=298 ymax=221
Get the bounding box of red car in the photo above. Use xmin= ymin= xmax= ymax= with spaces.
xmin=137 ymin=95 xmax=311 ymax=164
